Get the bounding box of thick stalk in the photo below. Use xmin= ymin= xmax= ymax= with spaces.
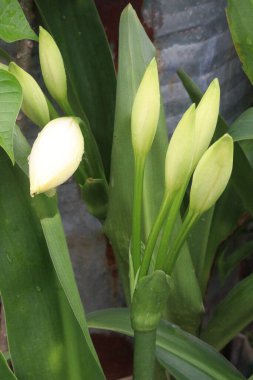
xmin=131 ymin=157 xmax=145 ymax=274
xmin=133 ymin=329 xmax=157 ymax=380
xmin=139 ymin=192 xmax=172 ymax=278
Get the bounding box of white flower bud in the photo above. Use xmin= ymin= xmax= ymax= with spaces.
xmin=29 ymin=117 xmax=84 ymax=196
xmin=9 ymin=62 xmax=50 ymax=128
xmin=193 ymin=78 xmax=220 ymax=166
xmin=190 ymin=134 xmax=233 ymax=214
xmin=131 ymin=58 xmax=160 ymax=158
xmin=39 ymin=27 xmax=68 ymax=107
xmin=165 ymin=104 xmax=195 ymax=194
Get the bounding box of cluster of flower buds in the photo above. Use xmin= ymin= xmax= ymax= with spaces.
xmin=8 ymin=27 xmax=85 ymax=197
xmin=130 ymin=58 xmax=233 ymax=281
xmin=131 ymin=62 xmax=232 ymax=216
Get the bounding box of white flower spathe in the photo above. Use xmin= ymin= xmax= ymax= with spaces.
xmin=29 ymin=117 xmax=84 ymax=196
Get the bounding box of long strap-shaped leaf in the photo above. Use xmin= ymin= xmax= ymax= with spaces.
xmin=104 ymin=4 xmax=167 ymax=299
xmin=0 ymin=353 xmax=18 ymax=380
xmin=103 ymin=7 xmax=203 ymax=335
xmin=34 ymin=0 xmax=116 ymax=179
xmin=0 ymin=70 xmax=104 ymax=377
xmin=201 ymin=273 xmax=253 ymax=350
xmin=0 ymin=150 xmax=103 ymax=380
xmin=87 ymin=308 xmax=246 ymax=380
xmin=11 ymin=128 xmax=104 ymax=379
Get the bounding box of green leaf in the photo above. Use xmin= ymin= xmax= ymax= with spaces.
xmin=0 ymin=47 xmax=12 ymax=63
xmin=0 ymin=69 xmax=22 ymax=163
xmin=0 ymin=127 xmax=105 ymax=379
xmin=0 ymin=353 xmax=18 ymax=380
xmin=201 ymin=274 xmax=253 ymax=350
xmin=40 ymin=213 xmax=101 ymax=364
xmin=0 ymin=0 xmax=38 ymax=42
xmin=87 ymin=308 xmax=246 ymax=380
xmin=103 ymin=6 xmax=203 ymax=333
xmin=218 ymin=240 xmax=253 ymax=282
xmin=226 ymin=0 xmax=253 ymax=84
xmin=198 ymin=182 xmax=243 ymax=293
xmin=166 ymin=245 xmax=204 ymax=334
xmin=34 ymin=0 xmax=116 ymax=179
xmin=104 ymin=3 xmax=167 ymax=299
xmin=229 ymin=108 xmax=253 ymax=141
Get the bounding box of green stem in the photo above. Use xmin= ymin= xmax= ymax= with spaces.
xmin=139 ymin=192 xmax=172 ymax=278
xmin=61 ymin=97 xmax=74 ymax=115
xmin=165 ymin=210 xmax=199 ymax=275
xmin=132 ymin=157 xmax=145 ymax=274
xmin=155 ymin=188 xmax=186 ymax=270
xmin=133 ymin=329 xmax=157 ymax=380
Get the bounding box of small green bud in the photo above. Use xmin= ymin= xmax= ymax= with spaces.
xmin=165 ymin=104 xmax=195 ymax=194
xmin=29 ymin=117 xmax=84 ymax=196
xmin=9 ymin=62 xmax=50 ymax=128
xmin=131 ymin=58 xmax=160 ymax=158
xmin=131 ymin=270 xmax=169 ymax=331
xmin=189 ymin=134 xmax=233 ymax=214
xmin=193 ymin=78 xmax=220 ymax=166
xmin=39 ymin=26 xmax=67 ymax=107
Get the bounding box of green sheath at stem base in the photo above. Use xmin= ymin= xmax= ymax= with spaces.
xmin=133 ymin=329 xmax=157 ymax=380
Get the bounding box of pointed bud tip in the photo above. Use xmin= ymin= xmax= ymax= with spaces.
xmin=210 ymin=77 xmax=220 ymax=93
xmin=131 ymin=57 xmax=160 ymax=158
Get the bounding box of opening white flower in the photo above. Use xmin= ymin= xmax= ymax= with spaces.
xmin=29 ymin=117 xmax=84 ymax=196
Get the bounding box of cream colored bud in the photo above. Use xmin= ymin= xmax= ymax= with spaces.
xmin=165 ymin=104 xmax=196 ymax=194
xmin=39 ymin=26 xmax=67 ymax=106
xmin=9 ymin=62 xmax=50 ymax=128
xmin=131 ymin=58 xmax=160 ymax=158
xmin=190 ymin=134 xmax=233 ymax=214
xmin=193 ymin=78 xmax=220 ymax=166
xmin=29 ymin=117 xmax=84 ymax=196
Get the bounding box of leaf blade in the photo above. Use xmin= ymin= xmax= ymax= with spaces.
xmin=87 ymin=308 xmax=245 ymax=380
xmin=0 ymin=353 xmax=18 ymax=380
xmin=226 ymin=0 xmax=253 ymax=84
xmin=201 ymin=273 xmax=253 ymax=350
xmin=0 ymin=0 xmax=38 ymax=42
xmin=0 ymin=69 xmax=23 ymax=163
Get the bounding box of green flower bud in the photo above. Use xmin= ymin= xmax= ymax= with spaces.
xmin=131 ymin=58 xmax=160 ymax=158
xmin=9 ymin=62 xmax=50 ymax=128
xmin=193 ymin=78 xmax=220 ymax=166
xmin=29 ymin=117 xmax=84 ymax=196
xmin=165 ymin=104 xmax=195 ymax=194
xmin=39 ymin=27 xmax=68 ymax=107
xmin=189 ymin=134 xmax=233 ymax=214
